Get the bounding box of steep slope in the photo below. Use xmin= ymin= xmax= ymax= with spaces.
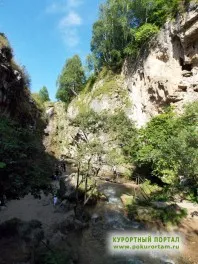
xmin=0 ymin=33 xmax=38 ymax=124
xmin=0 ymin=34 xmax=54 ymax=202
xmin=123 ymin=3 xmax=198 ymax=126
xmin=44 ymin=4 xmax=198 ymax=176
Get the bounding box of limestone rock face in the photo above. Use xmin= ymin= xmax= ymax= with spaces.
xmin=44 ymin=102 xmax=79 ymax=159
xmin=0 ymin=33 xmax=38 ymax=125
xmin=123 ymin=4 xmax=198 ymax=127
xmin=44 ymin=4 xmax=198 ymax=172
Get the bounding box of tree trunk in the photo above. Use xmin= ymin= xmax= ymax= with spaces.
xmin=84 ymin=157 xmax=91 ymax=204
xmin=69 ymin=83 xmax=78 ymax=96
xmin=84 ymin=173 xmax=88 ymax=203
xmin=76 ymin=162 xmax=80 ymax=203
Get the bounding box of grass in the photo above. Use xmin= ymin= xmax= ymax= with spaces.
xmin=81 ymin=75 xmax=97 ymax=95
xmin=91 ymin=79 xmax=119 ymax=98
xmin=75 ymin=95 xmax=91 ymax=115
xmin=123 ymin=180 xmax=188 ymax=226
xmin=141 ymin=180 xmax=162 ymax=197
xmin=126 ymin=201 xmax=187 ymax=227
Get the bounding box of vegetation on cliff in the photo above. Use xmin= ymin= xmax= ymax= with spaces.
xmin=0 ymin=116 xmax=53 ymax=203
xmin=39 ymin=86 xmax=50 ymax=103
xmin=0 ymin=34 xmax=53 ymax=203
xmin=70 ymin=100 xmax=198 ymax=201
xmin=32 ymin=86 xmax=50 ymax=111
xmin=89 ymin=0 xmax=191 ymax=72
xmin=134 ymin=103 xmax=198 ymax=186
xmin=56 ymin=55 xmax=86 ymax=104
xmin=55 ymin=0 xmax=194 ymax=104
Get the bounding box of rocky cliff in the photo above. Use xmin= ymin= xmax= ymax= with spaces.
xmin=44 ymin=4 xmax=198 ymax=175
xmin=0 ymin=34 xmax=54 ymax=202
xmin=0 ymin=33 xmax=38 ymax=125
xmin=123 ymin=3 xmax=198 ymax=126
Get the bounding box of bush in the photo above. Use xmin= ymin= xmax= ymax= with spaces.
xmin=159 ymin=206 xmax=187 ymax=225
xmin=90 ymin=0 xmax=186 ymax=71
xmin=0 ymin=117 xmax=53 ymax=201
xmin=126 ymin=203 xmax=187 ymax=226
xmin=134 ymin=102 xmax=198 ymax=189
xmin=135 ymin=23 xmax=159 ymax=45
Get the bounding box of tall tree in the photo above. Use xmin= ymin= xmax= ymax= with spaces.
xmin=91 ymin=0 xmax=134 ymax=71
xmin=90 ymin=0 xmax=183 ymax=71
xmin=56 ymin=55 xmax=86 ymax=103
xmin=39 ymin=86 xmax=50 ymax=103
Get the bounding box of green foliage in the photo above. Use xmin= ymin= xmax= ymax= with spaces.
xmin=131 ymin=0 xmax=182 ymax=27
xmin=0 ymin=33 xmax=13 ymax=62
xmin=32 ymin=93 xmax=44 ymax=110
xmin=90 ymin=0 xmax=188 ymax=71
xmin=72 ymin=109 xmax=137 ymax=164
xmin=91 ymin=0 xmax=133 ymax=71
xmin=135 ymin=23 xmax=159 ymax=44
xmin=144 ymin=181 xmax=198 ymax=203
xmin=56 ymin=55 xmax=86 ymax=103
xmin=159 ymin=206 xmax=187 ymax=225
xmin=0 ymin=33 xmax=10 ymax=48
xmin=141 ymin=179 xmax=162 ymax=196
xmin=85 ymin=54 xmax=100 ymax=75
xmin=71 ymin=109 xmax=104 ymax=133
xmin=10 ymin=61 xmax=31 ymax=88
xmin=39 ymin=86 xmax=50 ymax=103
xmin=82 ymin=70 xmax=130 ymax=107
xmin=185 ymin=191 xmax=198 ymax=203
xmin=104 ymin=110 xmax=137 ymax=158
xmin=0 ymin=162 xmax=6 ymax=168
xmin=0 ymin=117 xmax=53 ymax=201
xmin=126 ymin=202 xmax=187 ymax=226
xmin=92 ymin=79 xmax=118 ymax=98
xmin=134 ymin=102 xmax=198 ymax=186
xmin=81 ymin=74 xmax=97 ymax=95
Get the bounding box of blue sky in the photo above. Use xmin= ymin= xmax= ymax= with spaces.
xmin=0 ymin=0 xmax=103 ymax=100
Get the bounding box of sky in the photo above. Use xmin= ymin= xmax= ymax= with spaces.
xmin=0 ymin=0 xmax=103 ymax=100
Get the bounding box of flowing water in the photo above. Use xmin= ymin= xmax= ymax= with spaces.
xmin=72 ymin=181 xmax=176 ymax=264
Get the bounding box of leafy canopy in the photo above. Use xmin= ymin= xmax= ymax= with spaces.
xmin=90 ymin=0 xmax=188 ymax=72
xmin=56 ymin=55 xmax=86 ymax=103
xmin=0 ymin=117 xmax=53 ymax=201
xmin=133 ymin=103 xmax=198 ymax=185
xmin=38 ymin=86 xmax=50 ymax=103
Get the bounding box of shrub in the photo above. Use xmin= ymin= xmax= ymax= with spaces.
xmin=135 ymin=23 xmax=159 ymax=45
xmin=134 ymin=102 xmax=198 ymax=188
xmin=0 ymin=117 xmax=53 ymax=201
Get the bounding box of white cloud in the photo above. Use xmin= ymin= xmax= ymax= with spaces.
xmin=59 ymin=11 xmax=82 ymax=28
xmin=45 ymin=0 xmax=83 ymax=48
xmin=58 ymin=11 xmax=82 ymax=47
xmin=46 ymin=0 xmax=82 ymax=13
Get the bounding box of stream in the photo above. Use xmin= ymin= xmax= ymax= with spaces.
xmin=71 ymin=181 xmax=176 ymax=264
xmin=0 ymin=173 xmax=181 ymax=264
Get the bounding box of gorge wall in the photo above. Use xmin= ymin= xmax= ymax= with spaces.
xmin=0 ymin=33 xmax=38 ymax=125
xmin=44 ymin=4 xmax=198 ymax=174
xmin=123 ymin=3 xmax=198 ymax=126
xmin=0 ymin=34 xmax=53 ymax=202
